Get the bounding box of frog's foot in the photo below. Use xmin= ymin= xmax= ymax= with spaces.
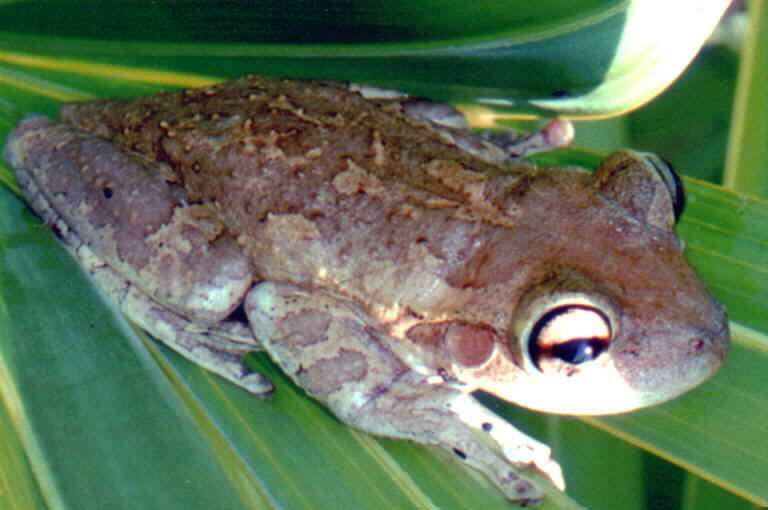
xmin=397 ymin=98 xmax=575 ymax=160
xmin=79 ymin=246 xmax=272 ymax=396
xmin=342 ymin=83 xmax=572 ymax=165
xmin=448 ymin=391 xmax=565 ymax=494
xmin=122 ymin=284 xmax=273 ymax=395
xmin=124 ymin=285 xmax=273 ymax=395
xmin=349 ymin=380 xmax=561 ymax=506
xmin=482 ymin=118 xmax=574 ymax=158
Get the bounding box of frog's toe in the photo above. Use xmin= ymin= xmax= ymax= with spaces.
xmin=484 ymin=118 xmax=574 ymax=158
xmin=237 ymin=372 xmax=274 ymax=396
xmin=538 ymin=458 xmax=565 ymax=492
xmin=212 ymin=353 xmax=273 ymax=395
xmin=500 ymin=442 xmax=564 ymax=492
xmin=501 ymin=475 xmax=543 ymax=507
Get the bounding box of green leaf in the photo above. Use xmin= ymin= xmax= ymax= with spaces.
xmin=0 ymin=193 xmax=265 ymax=509
xmin=1 ymin=2 xmax=763 ymax=509
xmin=723 ymin=0 xmax=768 ymax=198
xmin=0 ymin=0 xmax=730 ymax=117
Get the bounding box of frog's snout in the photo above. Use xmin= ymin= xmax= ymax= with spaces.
xmin=684 ymin=303 xmax=730 ymax=383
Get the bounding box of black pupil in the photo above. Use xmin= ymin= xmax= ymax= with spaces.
xmin=552 ymin=338 xmax=607 ymax=365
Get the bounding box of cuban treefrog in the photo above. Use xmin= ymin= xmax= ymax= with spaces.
xmin=3 ymin=76 xmax=729 ymax=505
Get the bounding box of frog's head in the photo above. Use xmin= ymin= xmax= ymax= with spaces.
xmin=476 ymin=151 xmax=729 ymax=415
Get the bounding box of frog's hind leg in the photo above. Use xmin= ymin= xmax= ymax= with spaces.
xmin=7 ymin=115 xmax=271 ymax=395
xmin=6 ymin=114 xmax=256 ymax=328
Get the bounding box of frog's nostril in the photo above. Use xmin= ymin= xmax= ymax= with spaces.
xmin=689 ymin=327 xmax=729 ymax=363
xmin=688 ymin=337 xmax=706 ymax=355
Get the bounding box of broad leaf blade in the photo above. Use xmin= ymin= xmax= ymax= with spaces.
xmin=0 ymin=0 xmax=729 ymax=117
xmin=0 ymin=193 xmax=258 ymax=510
xmin=1 ymin=2 xmax=764 ymax=508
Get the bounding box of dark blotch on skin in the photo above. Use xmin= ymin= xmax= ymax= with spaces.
xmin=452 ymin=448 xmax=467 ymax=460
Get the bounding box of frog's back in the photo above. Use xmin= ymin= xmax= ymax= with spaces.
xmin=60 ymin=76 xmax=514 ymax=207
xmin=59 ymin=76 xmax=537 ymax=308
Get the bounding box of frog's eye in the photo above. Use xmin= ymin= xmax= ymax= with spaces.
xmin=513 ymin=276 xmax=619 ymax=375
xmin=526 ymin=304 xmax=612 ymax=373
xmin=639 ymin=152 xmax=685 ymax=223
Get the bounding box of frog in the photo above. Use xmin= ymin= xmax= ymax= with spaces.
xmin=3 ymin=75 xmax=729 ymax=505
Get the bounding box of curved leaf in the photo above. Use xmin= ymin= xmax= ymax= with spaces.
xmin=0 ymin=0 xmax=729 ymax=117
xmin=1 ymin=2 xmax=763 ymax=508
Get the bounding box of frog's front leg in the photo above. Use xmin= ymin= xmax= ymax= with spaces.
xmin=482 ymin=118 xmax=575 ymax=158
xmin=5 ymin=115 xmax=271 ymax=395
xmin=245 ymin=282 xmax=562 ymax=505
xmin=350 ymin=84 xmax=573 ymax=162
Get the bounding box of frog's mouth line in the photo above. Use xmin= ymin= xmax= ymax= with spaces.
xmin=482 ymin=335 xmax=727 ymax=417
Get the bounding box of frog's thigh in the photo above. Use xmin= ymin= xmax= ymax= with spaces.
xmin=245 ymin=282 xmax=557 ymax=505
xmin=7 ymin=115 xmax=253 ymax=324
xmin=79 ymin=245 xmax=272 ymax=395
